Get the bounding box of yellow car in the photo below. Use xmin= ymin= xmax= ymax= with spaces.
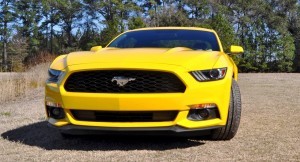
xmin=45 ymin=27 xmax=243 ymax=140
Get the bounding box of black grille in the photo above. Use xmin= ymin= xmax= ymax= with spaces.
xmin=64 ymin=70 xmax=186 ymax=93
xmin=71 ymin=110 xmax=178 ymax=122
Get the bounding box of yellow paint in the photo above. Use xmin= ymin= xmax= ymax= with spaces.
xmin=49 ymin=54 xmax=67 ymax=70
xmin=90 ymin=46 xmax=102 ymax=52
xmin=230 ymin=45 xmax=244 ymax=54
xmin=45 ymin=27 xmax=242 ymax=131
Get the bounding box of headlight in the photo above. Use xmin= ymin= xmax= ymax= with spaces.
xmin=47 ymin=69 xmax=63 ymax=83
xmin=190 ymin=68 xmax=227 ymax=81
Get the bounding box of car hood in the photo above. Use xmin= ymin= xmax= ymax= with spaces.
xmin=65 ymin=47 xmax=223 ymax=70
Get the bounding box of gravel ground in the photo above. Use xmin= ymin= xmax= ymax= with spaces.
xmin=0 ymin=73 xmax=299 ymax=161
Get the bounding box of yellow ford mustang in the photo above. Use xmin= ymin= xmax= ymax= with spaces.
xmin=45 ymin=27 xmax=243 ymax=140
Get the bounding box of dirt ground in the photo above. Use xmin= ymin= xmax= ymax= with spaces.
xmin=0 ymin=74 xmax=299 ymax=161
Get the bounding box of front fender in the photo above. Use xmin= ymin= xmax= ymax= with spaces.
xmin=50 ymin=54 xmax=68 ymax=70
xmin=212 ymin=54 xmax=236 ymax=80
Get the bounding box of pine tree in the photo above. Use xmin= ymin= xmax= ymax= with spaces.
xmin=56 ymin=0 xmax=83 ymax=49
xmin=0 ymin=0 xmax=15 ymax=71
xmin=15 ymin=0 xmax=43 ymax=56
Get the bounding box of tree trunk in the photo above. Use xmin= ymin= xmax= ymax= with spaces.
xmin=2 ymin=21 xmax=8 ymax=72
xmin=50 ymin=24 xmax=53 ymax=54
xmin=50 ymin=7 xmax=54 ymax=54
xmin=67 ymin=23 xmax=72 ymax=47
xmin=2 ymin=0 xmax=8 ymax=71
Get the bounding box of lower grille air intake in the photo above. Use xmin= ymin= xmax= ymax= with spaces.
xmin=71 ymin=110 xmax=178 ymax=122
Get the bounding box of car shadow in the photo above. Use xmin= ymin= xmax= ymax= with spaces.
xmin=1 ymin=121 xmax=206 ymax=151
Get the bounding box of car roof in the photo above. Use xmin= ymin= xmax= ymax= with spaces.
xmin=128 ymin=27 xmax=216 ymax=33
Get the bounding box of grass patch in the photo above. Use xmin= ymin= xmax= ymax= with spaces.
xmin=0 ymin=112 xmax=11 ymax=117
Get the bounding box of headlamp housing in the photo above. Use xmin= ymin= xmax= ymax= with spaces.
xmin=190 ymin=68 xmax=227 ymax=81
xmin=47 ymin=69 xmax=64 ymax=83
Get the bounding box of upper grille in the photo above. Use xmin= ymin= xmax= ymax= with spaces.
xmin=71 ymin=110 xmax=178 ymax=122
xmin=64 ymin=70 xmax=186 ymax=93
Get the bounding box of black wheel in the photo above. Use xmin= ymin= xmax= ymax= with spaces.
xmin=210 ymin=79 xmax=241 ymax=140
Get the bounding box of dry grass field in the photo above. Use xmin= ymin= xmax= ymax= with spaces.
xmin=0 ymin=63 xmax=49 ymax=102
xmin=0 ymin=73 xmax=299 ymax=161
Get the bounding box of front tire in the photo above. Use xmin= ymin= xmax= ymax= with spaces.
xmin=210 ymin=79 xmax=241 ymax=140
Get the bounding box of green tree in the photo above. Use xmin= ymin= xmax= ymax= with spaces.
xmin=222 ymin=0 xmax=296 ymax=72
xmin=144 ymin=1 xmax=191 ymax=27
xmin=40 ymin=0 xmax=61 ymax=54
xmin=154 ymin=6 xmax=191 ymax=27
xmin=88 ymin=0 xmax=140 ymax=45
xmin=283 ymin=0 xmax=300 ymax=71
xmin=15 ymin=0 xmax=43 ymax=56
xmin=182 ymin=0 xmax=210 ymax=20
xmin=56 ymin=0 xmax=83 ymax=49
xmin=128 ymin=17 xmax=146 ymax=30
xmin=0 ymin=0 xmax=299 ymax=72
xmin=78 ymin=0 xmax=105 ymax=50
xmin=7 ymin=33 xmax=29 ymax=71
xmin=210 ymin=14 xmax=236 ymax=52
xmin=0 ymin=0 xmax=15 ymax=71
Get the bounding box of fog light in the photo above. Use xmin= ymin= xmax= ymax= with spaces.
xmin=187 ymin=103 xmax=219 ymax=121
xmin=46 ymin=101 xmax=65 ymax=119
xmin=198 ymin=109 xmax=209 ymax=118
xmin=52 ymin=108 xmax=62 ymax=116
xmin=47 ymin=107 xmax=65 ymax=119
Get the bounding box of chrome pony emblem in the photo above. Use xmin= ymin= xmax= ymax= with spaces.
xmin=111 ymin=76 xmax=136 ymax=87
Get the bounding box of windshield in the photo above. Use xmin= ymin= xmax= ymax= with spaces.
xmin=108 ymin=29 xmax=220 ymax=51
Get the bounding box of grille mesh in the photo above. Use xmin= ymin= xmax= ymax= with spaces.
xmin=71 ymin=110 xmax=178 ymax=122
xmin=64 ymin=70 xmax=186 ymax=93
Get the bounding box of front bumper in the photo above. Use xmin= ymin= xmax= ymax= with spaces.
xmin=45 ymin=62 xmax=232 ymax=132
xmin=49 ymin=123 xmax=221 ymax=136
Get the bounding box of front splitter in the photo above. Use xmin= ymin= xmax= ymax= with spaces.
xmin=49 ymin=123 xmax=221 ymax=137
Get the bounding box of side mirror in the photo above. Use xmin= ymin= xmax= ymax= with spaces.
xmin=229 ymin=45 xmax=244 ymax=54
xmin=90 ymin=46 xmax=102 ymax=52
